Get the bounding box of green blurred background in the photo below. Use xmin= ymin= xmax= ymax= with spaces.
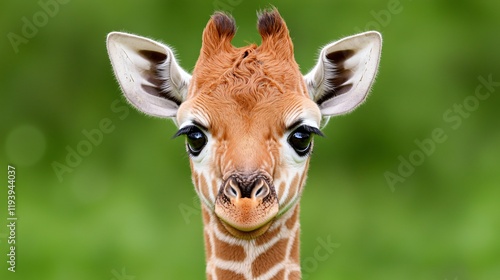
xmin=1 ymin=0 xmax=499 ymax=279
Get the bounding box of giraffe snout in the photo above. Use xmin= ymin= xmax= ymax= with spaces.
xmin=214 ymin=174 xmax=279 ymax=238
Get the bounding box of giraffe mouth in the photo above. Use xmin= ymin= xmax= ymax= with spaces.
xmin=214 ymin=174 xmax=279 ymax=238
xmin=215 ymin=198 xmax=279 ymax=239
xmin=218 ymin=216 xmax=275 ymax=240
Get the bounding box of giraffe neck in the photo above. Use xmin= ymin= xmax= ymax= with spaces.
xmin=201 ymin=203 xmax=301 ymax=280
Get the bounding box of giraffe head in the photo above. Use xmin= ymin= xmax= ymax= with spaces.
xmin=107 ymin=9 xmax=381 ymax=239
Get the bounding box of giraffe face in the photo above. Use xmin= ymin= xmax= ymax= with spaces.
xmin=107 ymin=9 xmax=382 ymax=242
xmin=176 ymin=85 xmax=322 ymax=238
xmin=169 ymin=10 xmax=327 ymax=238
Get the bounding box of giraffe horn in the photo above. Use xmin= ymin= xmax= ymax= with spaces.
xmin=257 ymin=8 xmax=294 ymax=60
xmin=200 ymin=12 xmax=236 ymax=58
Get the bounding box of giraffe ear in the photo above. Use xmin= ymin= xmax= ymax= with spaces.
xmin=304 ymin=31 xmax=382 ymax=117
xmin=106 ymin=32 xmax=191 ymax=118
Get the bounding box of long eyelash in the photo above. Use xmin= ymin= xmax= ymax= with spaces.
xmin=301 ymin=125 xmax=325 ymax=137
xmin=288 ymin=120 xmax=325 ymax=137
xmin=173 ymin=121 xmax=208 ymax=139
xmin=173 ymin=126 xmax=194 ymax=138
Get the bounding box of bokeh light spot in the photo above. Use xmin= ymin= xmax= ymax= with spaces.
xmin=5 ymin=125 xmax=47 ymax=166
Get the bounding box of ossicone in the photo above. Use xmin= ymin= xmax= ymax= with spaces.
xmin=257 ymin=8 xmax=294 ymax=60
xmin=257 ymin=8 xmax=285 ymax=38
xmin=201 ymin=12 xmax=236 ymax=57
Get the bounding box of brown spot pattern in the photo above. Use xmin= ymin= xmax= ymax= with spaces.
xmin=284 ymin=174 xmax=299 ymax=206
xmin=251 ymin=238 xmax=288 ymax=277
xmin=298 ymin=160 xmax=309 ymax=192
xmin=256 ymin=224 xmax=281 ymax=246
xmin=285 ymin=206 xmax=299 ymax=230
xmin=278 ymin=181 xmax=286 ymax=201
xmin=214 ymin=234 xmax=246 ymax=261
xmin=289 ymin=228 xmax=300 ymax=263
xmin=204 ymin=231 xmax=212 ymax=259
xmin=270 ymin=269 xmax=284 ymax=280
xmin=202 ymin=207 xmax=211 ymax=225
xmin=288 ymin=270 xmax=301 ymax=279
xmin=215 ymin=267 xmax=246 ymax=280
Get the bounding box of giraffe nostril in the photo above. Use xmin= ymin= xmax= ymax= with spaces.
xmin=224 ymin=180 xmax=240 ymax=199
xmin=252 ymin=179 xmax=269 ymax=198
xmin=229 ymin=186 xmax=238 ymax=197
xmin=255 ymin=186 xmax=263 ymax=197
xmin=222 ymin=176 xmax=271 ymax=200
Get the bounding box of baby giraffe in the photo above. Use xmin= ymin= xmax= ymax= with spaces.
xmin=107 ymin=9 xmax=381 ymax=280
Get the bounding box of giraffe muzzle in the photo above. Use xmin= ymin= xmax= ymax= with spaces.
xmin=223 ymin=176 xmax=269 ymax=200
xmin=214 ymin=174 xmax=279 ymax=238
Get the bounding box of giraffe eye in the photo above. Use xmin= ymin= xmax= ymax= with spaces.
xmin=186 ymin=127 xmax=207 ymax=156
xmin=288 ymin=126 xmax=313 ymax=156
xmin=174 ymin=125 xmax=207 ymax=156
